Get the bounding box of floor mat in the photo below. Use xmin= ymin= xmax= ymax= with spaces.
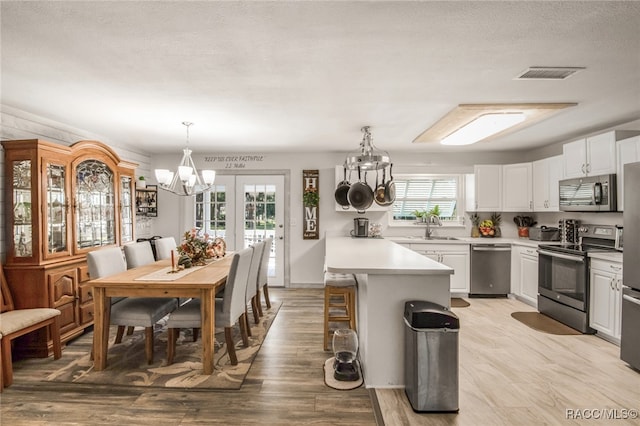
xmin=451 ymin=298 xmax=470 ymax=308
xmin=511 ymin=312 xmax=582 ymax=335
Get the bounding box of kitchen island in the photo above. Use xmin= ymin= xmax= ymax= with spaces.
xmin=325 ymin=236 xmax=453 ymax=388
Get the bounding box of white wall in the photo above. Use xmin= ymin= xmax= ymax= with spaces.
xmin=1 ymin=106 xmax=633 ymax=284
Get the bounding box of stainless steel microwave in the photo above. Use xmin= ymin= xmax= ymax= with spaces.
xmin=559 ymin=174 xmax=617 ymax=212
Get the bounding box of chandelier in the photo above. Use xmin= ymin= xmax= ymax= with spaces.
xmin=154 ymin=122 xmax=216 ymax=196
xmin=344 ymin=126 xmax=390 ymax=171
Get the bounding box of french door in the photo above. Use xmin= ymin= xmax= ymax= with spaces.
xmin=194 ymin=174 xmax=285 ymax=286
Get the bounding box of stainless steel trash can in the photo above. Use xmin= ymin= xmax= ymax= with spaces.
xmin=404 ymin=300 xmax=460 ymax=412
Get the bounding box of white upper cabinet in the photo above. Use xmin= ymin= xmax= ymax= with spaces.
xmin=532 ymin=155 xmax=562 ymax=211
xmin=467 ymin=165 xmax=502 ymax=211
xmin=502 ymin=162 xmax=532 ymax=212
xmin=616 ymin=135 xmax=640 ymax=211
xmin=563 ymin=131 xmax=638 ymax=178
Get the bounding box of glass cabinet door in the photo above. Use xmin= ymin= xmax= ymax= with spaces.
xmin=120 ymin=175 xmax=134 ymax=244
xmin=75 ymin=159 xmax=116 ymax=249
xmin=12 ymin=160 xmax=34 ymax=258
xmin=45 ymin=162 xmax=70 ymax=257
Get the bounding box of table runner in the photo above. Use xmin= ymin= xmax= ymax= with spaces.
xmin=134 ymin=265 xmax=205 ymax=281
xmin=133 ymin=255 xmax=230 ymax=281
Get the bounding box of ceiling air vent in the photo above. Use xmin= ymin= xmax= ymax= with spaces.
xmin=515 ymin=67 xmax=585 ymax=80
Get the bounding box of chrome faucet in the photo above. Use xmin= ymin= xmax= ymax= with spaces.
xmin=425 ymin=214 xmax=443 ymax=238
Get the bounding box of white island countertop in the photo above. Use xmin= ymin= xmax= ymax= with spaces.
xmin=325 ymin=235 xmax=453 ymax=388
xmin=325 ymin=236 xmax=453 ymax=276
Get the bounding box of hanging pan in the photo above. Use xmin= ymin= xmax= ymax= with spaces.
xmin=375 ymin=167 xmax=393 ymax=206
xmin=347 ymin=167 xmax=374 ymax=213
xmin=383 ymin=163 xmax=396 ymax=204
xmin=334 ymin=166 xmax=351 ymax=209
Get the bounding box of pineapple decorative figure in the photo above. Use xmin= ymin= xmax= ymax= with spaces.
xmin=469 ymin=212 xmax=481 ymax=238
xmin=491 ymin=212 xmax=502 ymax=237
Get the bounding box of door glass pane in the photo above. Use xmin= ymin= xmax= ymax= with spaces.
xmin=196 ymin=185 xmax=227 ymax=239
xmin=76 ymin=160 xmax=116 ymax=248
xmin=13 ymin=160 xmax=33 ymax=257
xmin=242 ymin=184 xmax=276 ymax=248
xmin=46 ymin=163 xmax=67 ymax=254
xmin=120 ymin=176 xmax=134 ymax=243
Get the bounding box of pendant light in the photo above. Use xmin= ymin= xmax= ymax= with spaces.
xmin=154 ymin=122 xmax=216 ymax=196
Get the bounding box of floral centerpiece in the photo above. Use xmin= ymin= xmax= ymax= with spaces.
xmin=177 ymin=229 xmax=225 ymax=265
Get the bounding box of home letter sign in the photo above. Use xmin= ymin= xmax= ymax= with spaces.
xmin=302 ymin=170 xmax=319 ymax=240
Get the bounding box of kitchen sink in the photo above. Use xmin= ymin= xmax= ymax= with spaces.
xmin=426 ymin=236 xmax=459 ymax=240
xmin=402 ymin=236 xmax=459 ymax=241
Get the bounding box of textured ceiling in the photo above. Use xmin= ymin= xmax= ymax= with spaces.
xmin=2 ymin=1 xmax=639 ymax=154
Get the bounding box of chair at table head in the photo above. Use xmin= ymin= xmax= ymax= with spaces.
xmin=1 ymin=263 xmax=62 ymax=390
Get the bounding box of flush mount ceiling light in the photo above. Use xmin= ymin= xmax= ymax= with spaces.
xmin=440 ymin=113 xmax=526 ymax=146
xmin=154 ymin=122 xmax=216 ymax=196
xmin=345 ymin=126 xmax=390 ymax=170
xmin=413 ymin=103 xmax=577 ymax=146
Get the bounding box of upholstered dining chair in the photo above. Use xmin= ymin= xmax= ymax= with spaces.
xmin=165 ymin=247 xmax=253 ymax=366
xmin=154 ymin=237 xmax=177 ymax=261
xmin=89 ymin=245 xmax=178 ymax=364
xmin=123 ymin=240 xmax=156 ymax=269
xmin=0 ymin=264 xmax=62 ymax=390
xmin=245 ymin=241 xmax=265 ymax=333
xmin=257 ymin=237 xmax=273 ymax=313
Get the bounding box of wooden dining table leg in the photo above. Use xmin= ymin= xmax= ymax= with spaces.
xmin=201 ymin=288 xmax=215 ymax=375
xmin=92 ymin=287 xmax=111 ymax=371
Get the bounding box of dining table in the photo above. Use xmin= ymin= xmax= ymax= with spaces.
xmin=89 ymin=254 xmax=233 ymax=375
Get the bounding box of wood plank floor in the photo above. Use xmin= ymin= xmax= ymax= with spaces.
xmin=1 ymin=289 xmax=377 ymax=425
xmin=377 ymin=297 xmax=640 ymax=426
xmin=2 ymin=290 xmax=639 ymax=425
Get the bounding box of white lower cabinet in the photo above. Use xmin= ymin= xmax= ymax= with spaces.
xmin=589 ymin=259 xmax=623 ymax=344
xmin=510 ymin=245 xmax=538 ymax=307
xmin=410 ymin=243 xmax=470 ymax=293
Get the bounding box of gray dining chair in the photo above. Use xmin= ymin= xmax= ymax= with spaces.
xmin=257 ymin=237 xmax=273 ymax=312
xmin=165 ymin=247 xmax=253 ymax=366
xmin=123 ymin=240 xmax=156 ymax=269
xmin=154 ymin=237 xmax=177 ymax=261
xmin=91 ymin=244 xmax=178 ymax=364
xmin=245 ymin=241 xmax=265 ymax=333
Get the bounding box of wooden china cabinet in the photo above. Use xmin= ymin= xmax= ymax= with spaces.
xmin=2 ymin=139 xmax=137 ymax=357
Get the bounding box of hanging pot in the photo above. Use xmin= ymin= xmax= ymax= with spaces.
xmin=383 ymin=163 xmax=396 ymax=204
xmin=348 ymin=167 xmax=374 ymax=213
xmin=374 ymin=167 xmax=388 ymax=206
xmin=334 ymin=166 xmax=351 ymax=209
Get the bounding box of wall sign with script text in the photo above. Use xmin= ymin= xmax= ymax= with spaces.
xmin=302 ymin=170 xmax=319 ymax=240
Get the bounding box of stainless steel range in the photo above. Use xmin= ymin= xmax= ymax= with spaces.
xmin=537 ymin=224 xmax=622 ymax=333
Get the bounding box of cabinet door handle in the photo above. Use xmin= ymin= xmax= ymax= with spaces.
xmin=581 ymin=164 xmax=586 ymax=174
xmin=586 ymin=163 xmax=591 ymax=174
xmin=610 ymin=279 xmax=615 ymax=290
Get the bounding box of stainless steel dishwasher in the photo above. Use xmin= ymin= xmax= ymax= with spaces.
xmin=470 ymin=243 xmax=511 ymax=297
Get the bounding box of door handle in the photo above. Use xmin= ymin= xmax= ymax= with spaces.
xmin=279 ymin=236 xmax=284 ymax=240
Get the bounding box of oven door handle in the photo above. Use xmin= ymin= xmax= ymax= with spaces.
xmin=537 ymin=249 xmax=585 ymax=263
xmin=622 ymin=294 xmax=640 ymax=306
